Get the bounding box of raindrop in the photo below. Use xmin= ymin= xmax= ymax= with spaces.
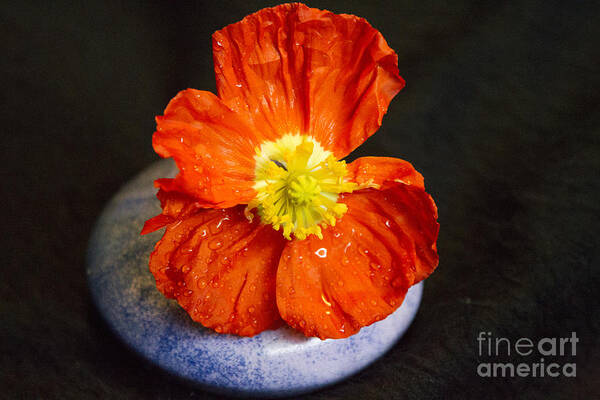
xmin=315 ymin=248 xmax=327 ymax=258
xmin=343 ymin=242 xmax=352 ymax=254
xmin=321 ymin=293 xmax=332 ymax=307
xmin=209 ymin=238 xmax=223 ymax=250
xmin=209 ymin=218 xmax=228 ymax=234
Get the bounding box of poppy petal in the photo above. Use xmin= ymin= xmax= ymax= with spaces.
xmin=276 ymin=184 xmax=438 ymax=339
xmin=213 ymin=3 xmax=405 ymax=158
xmin=153 ymin=89 xmax=262 ymax=208
xmin=344 ymin=185 xmax=439 ymax=284
xmin=141 ymin=189 xmax=201 ymax=235
xmin=347 ymin=156 xmax=424 ymax=190
xmin=149 ymin=205 xmax=286 ymax=336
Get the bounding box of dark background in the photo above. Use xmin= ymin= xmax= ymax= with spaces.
xmin=2 ymin=0 xmax=599 ymax=398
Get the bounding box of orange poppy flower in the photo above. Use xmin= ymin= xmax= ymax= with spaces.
xmin=141 ymin=3 xmax=439 ymax=339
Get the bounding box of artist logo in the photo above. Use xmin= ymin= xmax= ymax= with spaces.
xmin=476 ymin=332 xmax=578 ymax=377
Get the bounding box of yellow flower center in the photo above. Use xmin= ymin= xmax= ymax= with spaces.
xmin=246 ymin=134 xmax=357 ymax=240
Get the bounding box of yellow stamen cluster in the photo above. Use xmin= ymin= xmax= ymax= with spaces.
xmin=246 ymin=135 xmax=357 ymax=240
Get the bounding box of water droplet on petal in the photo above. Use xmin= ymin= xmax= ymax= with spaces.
xmin=321 ymin=293 xmax=332 ymax=307
xmin=315 ymin=248 xmax=327 ymax=258
xmin=209 ymin=238 xmax=223 ymax=250
xmin=344 ymin=242 xmax=352 ymax=254
xmin=209 ymin=221 xmax=222 ymax=235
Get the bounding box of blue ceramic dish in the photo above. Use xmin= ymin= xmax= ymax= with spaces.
xmin=87 ymin=160 xmax=423 ymax=397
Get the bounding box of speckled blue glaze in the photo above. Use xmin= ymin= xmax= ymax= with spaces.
xmin=86 ymin=159 xmax=423 ymax=398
